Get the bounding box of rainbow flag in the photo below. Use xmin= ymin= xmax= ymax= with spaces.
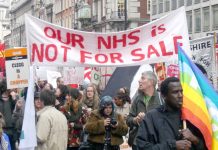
xmin=178 ymin=46 xmax=218 ymax=150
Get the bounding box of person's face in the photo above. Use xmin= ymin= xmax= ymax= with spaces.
xmin=103 ymin=104 xmax=113 ymax=116
xmin=57 ymin=78 xmax=64 ymax=86
xmin=138 ymin=75 xmax=153 ymax=92
xmin=55 ymin=88 xmax=61 ymax=97
xmin=44 ymin=83 xmax=51 ymax=90
xmin=86 ymin=87 xmax=94 ymax=99
xmin=164 ymin=82 xmax=183 ymax=110
xmin=34 ymin=98 xmax=44 ymax=111
xmin=114 ymin=97 xmax=123 ymax=107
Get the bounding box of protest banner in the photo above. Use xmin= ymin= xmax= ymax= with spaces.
xmin=5 ymin=47 xmax=29 ymax=89
xmin=190 ymin=35 xmax=217 ymax=88
xmin=63 ymin=67 xmax=84 ymax=85
xmin=91 ymin=67 xmax=101 ymax=85
xmin=25 ymin=7 xmax=190 ymax=67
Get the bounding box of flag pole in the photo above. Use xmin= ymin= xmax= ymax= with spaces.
xmin=183 ymin=120 xmax=187 ymax=129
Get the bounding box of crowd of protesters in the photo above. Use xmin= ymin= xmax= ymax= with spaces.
xmin=0 ymin=63 xmax=209 ymax=150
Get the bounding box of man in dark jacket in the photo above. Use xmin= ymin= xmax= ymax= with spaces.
xmin=0 ymin=79 xmax=16 ymax=150
xmin=126 ymin=71 xmax=162 ymax=149
xmin=136 ymin=77 xmax=206 ymax=150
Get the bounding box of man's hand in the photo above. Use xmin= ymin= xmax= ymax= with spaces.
xmin=133 ymin=112 xmax=145 ymax=125
xmin=180 ymin=129 xmax=199 ymax=145
xmin=104 ymin=118 xmax=111 ymax=126
xmin=176 ymin=139 xmax=191 ymax=150
xmin=16 ymin=100 xmax=23 ymax=110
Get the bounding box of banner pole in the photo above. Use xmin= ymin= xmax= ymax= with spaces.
xmin=183 ymin=120 xmax=187 ymax=129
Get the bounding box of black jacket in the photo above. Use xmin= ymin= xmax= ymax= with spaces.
xmin=136 ymin=105 xmax=206 ymax=150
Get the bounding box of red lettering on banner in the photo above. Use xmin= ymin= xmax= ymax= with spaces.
xmin=98 ymin=36 xmax=111 ymax=49
xmin=95 ymin=54 xmax=108 ymax=63
xmin=110 ymin=53 xmax=123 ymax=63
xmin=80 ymin=51 xmax=123 ymax=64
xmin=158 ymin=24 xmax=166 ymax=34
xmin=173 ymin=36 xmax=183 ymax=54
xmin=151 ymin=24 xmax=166 ymax=37
xmin=159 ymin=41 xmax=173 ymax=56
xmin=97 ymin=30 xmax=140 ymax=49
xmin=131 ymin=48 xmax=145 ymax=61
xmin=44 ymin=26 xmax=84 ymax=48
xmin=80 ymin=51 xmax=92 ymax=63
xmin=128 ymin=30 xmax=140 ymax=45
xmin=45 ymin=44 xmax=58 ymax=62
xmin=32 ymin=44 xmax=58 ymax=62
xmin=113 ymin=34 xmax=127 ymax=49
xmin=32 ymin=43 xmax=44 ymax=62
xmin=71 ymin=34 xmax=84 ymax=48
xmin=147 ymin=45 xmax=160 ymax=58
xmin=44 ymin=27 xmax=56 ymax=38
xmin=57 ymin=30 xmax=71 ymax=45
xmin=61 ymin=46 xmax=71 ymax=62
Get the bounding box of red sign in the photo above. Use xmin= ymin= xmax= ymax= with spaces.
xmin=167 ymin=64 xmax=179 ymax=78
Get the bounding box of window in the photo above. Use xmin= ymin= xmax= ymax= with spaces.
xmin=194 ymin=9 xmax=201 ymax=33
xmin=186 ymin=0 xmax=192 ymax=6
xmin=194 ymin=0 xmax=200 ymax=4
xmin=186 ymin=11 xmax=192 ymax=33
xmin=212 ymin=5 xmax=218 ymax=30
xmin=179 ymin=0 xmax=184 ymax=7
xmin=118 ymin=0 xmax=125 ymax=18
xmin=152 ymin=0 xmax=157 ymax=15
xmin=171 ymin=0 xmax=177 ymax=10
xmin=165 ymin=0 xmax=170 ymax=12
xmin=159 ymin=0 xmax=163 ymax=13
xmin=147 ymin=0 xmax=151 ymax=14
xmin=203 ymin=7 xmax=210 ymax=31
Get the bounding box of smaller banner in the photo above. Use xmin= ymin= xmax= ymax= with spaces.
xmin=166 ymin=64 xmax=179 ymax=78
xmin=91 ymin=67 xmax=101 ymax=85
xmin=5 ymin=48 xmax=29 ymax=89
xmin=190 ymin=36 xmax=217 ymax=88
xmin=63 ymin=67 xmax=84 ymax=85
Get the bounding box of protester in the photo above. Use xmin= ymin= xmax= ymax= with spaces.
xmin=0 ymin=79 xmax=16 ymax=150
xmin=36 ymin=89 xmax=68 ymax=150
xmin=136 ymin=77 xmax=206 ymax=150
xmin=56 ymin=77 xmax=64 ymax=88
xmin=55 ymin=84 xmax=68 ymax=110
xmin=82 ymin=83 xmax=99 ymax=112
xmin=43 ymin=83 xmax=54 ymax=91
xmin=126 ymin=71 xmax=162 ymax=149
xmin=114 ymin=91 xmax=131 ymax=120
xmin=0 ymin=112 xmax=11 ymax=150
xmin=84 ymin=96 xmax=128 ymax=150
xmin=60 ymin=88 xmax=85 ymax=150
xmin=12 ymin=98 xmax=25 ymax=145
xmin=34 ymin=92 xmax=44 ymax=112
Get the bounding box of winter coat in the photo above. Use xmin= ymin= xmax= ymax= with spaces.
xmin=126 ymin=90 xmax=162 ymax=146
xmin=136 ymin=105 xmax=206 ymax=150
xmin=36 ymin=106 xmax=68 ymax=150
xmin=84 ymin=110 xmax=128 ymax=146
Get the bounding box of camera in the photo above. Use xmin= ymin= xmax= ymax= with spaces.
xmin=110 ymin=118 xmax=117 ymax=126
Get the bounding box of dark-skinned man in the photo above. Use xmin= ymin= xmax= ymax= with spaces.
xmin=136 ymin=77 xmax=206 ymax=150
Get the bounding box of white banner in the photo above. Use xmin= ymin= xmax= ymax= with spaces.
xmin=190 ymin=36 xmax=217 ymax=88
xmin=25 ymin=7 xmax=190 ymax=67
xmin=19 ymin=66 xmax=37 ymax=150
xmin=63 ymin=67 xmax=84 ymax=85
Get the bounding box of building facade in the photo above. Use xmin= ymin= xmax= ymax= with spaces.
xmin=75 ymin=0 xmax=150 ymax=32
xmin=151 ymin=0 xmax=218 ymax=39
xmin=0 ymin=0 xmax=10 ymax=45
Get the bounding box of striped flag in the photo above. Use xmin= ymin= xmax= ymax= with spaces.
xmin=178 ymin=46 xmax=218 ymax=150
